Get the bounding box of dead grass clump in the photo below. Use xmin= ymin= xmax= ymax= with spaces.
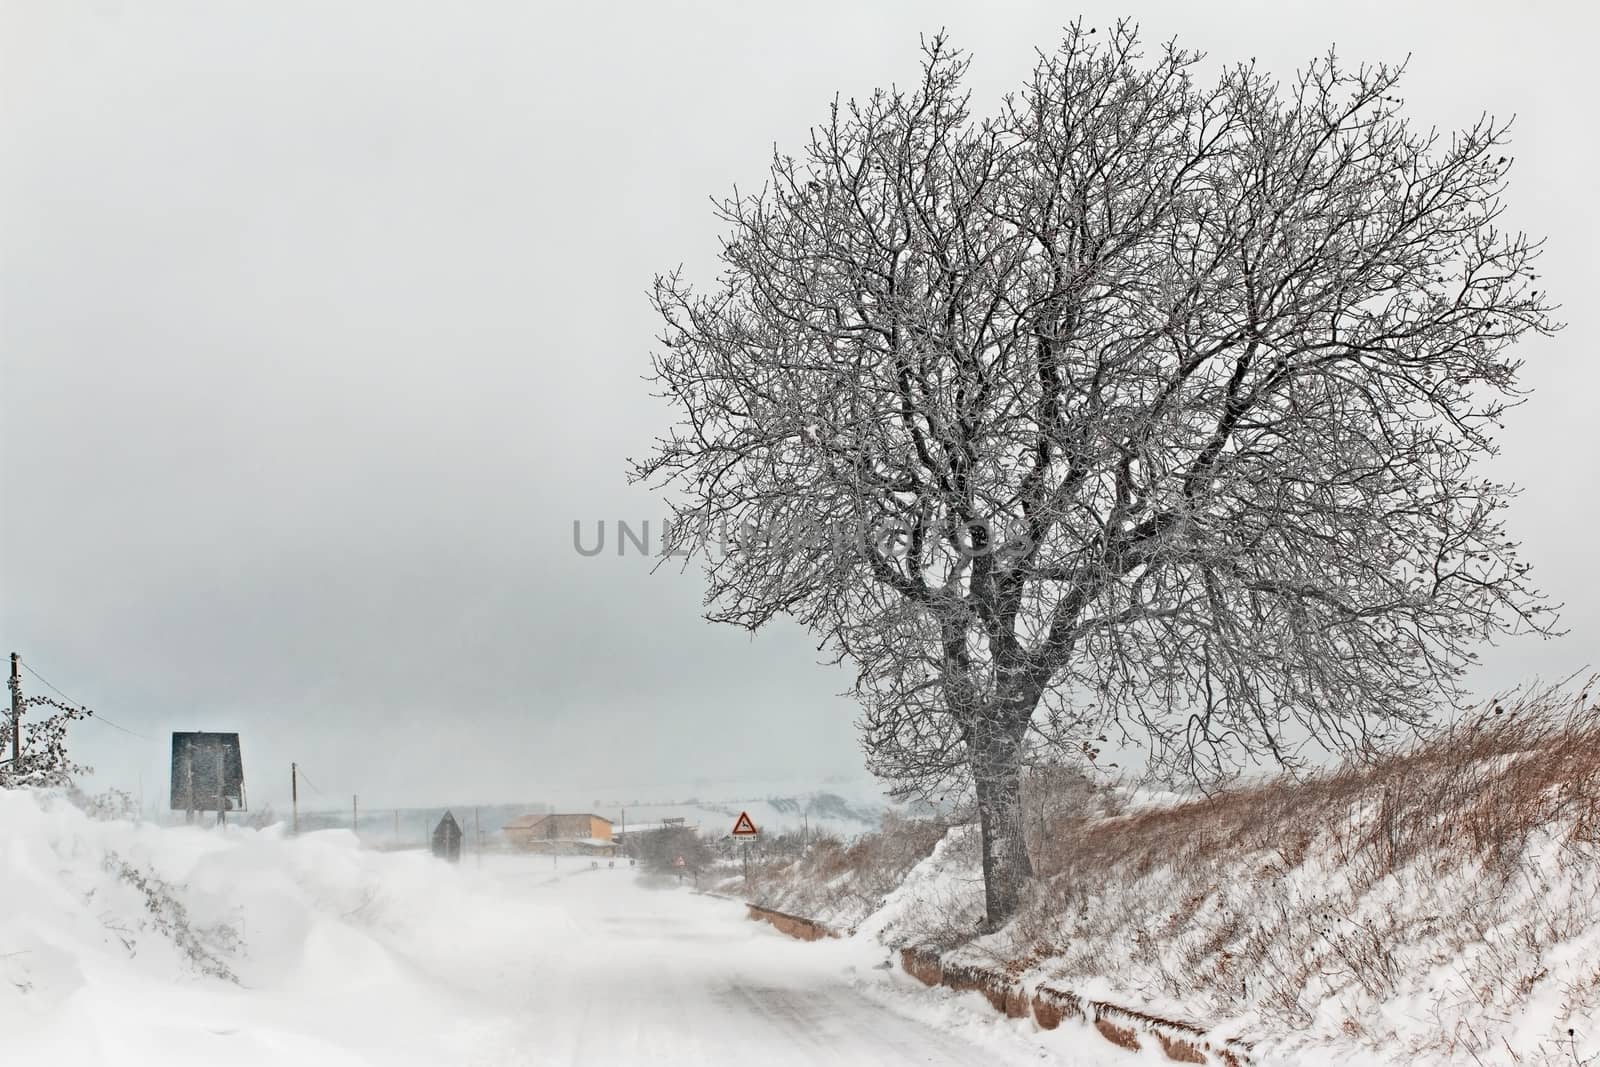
xmin=901 ymin=947 xmax=943 ymax=986
xmin=807 ymin=835 xmax=849 ymax=878
xmin=1157 ymin=1033 xmax=1208 ymax=1063
xmin=1095 ymin=1017 xmax=1140 ymax=1051
xmin=1031 ymin=986 xmax=1084 ymax=1030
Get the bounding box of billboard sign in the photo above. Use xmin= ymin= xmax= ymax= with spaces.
xmin=170 ymin=732 xmax=246 ymax=813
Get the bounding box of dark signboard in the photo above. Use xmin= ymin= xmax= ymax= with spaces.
xmin=170 ymin=732 xmax=246 ymax=812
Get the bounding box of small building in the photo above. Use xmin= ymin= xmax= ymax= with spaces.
xmin=503 ymin=812 xmax=615 ymax=855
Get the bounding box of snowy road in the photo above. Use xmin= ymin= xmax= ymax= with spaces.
xmin=451 ymin=858 xmax=1055 ymax=1066
xmin=4 ymin=805 xmax=1105 ymax=1067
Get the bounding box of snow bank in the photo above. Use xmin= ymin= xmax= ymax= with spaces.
xmin=740 ymin=814 xmax=952 ymax=932
xmin=854 ymin=824 xmax=987 ymax=948
xmin=0 ymin=788 xmax=561 ymax=1065
xmin=867 ymin=817 xmax=1600 ymax=1064
xmin=865 ymin=771 xmax=1600 ymax=1063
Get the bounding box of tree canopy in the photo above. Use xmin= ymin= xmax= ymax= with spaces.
xmin=632 ymin=22 xmax=1559 ymax=923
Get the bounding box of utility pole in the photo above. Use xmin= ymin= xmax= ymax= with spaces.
xmin=10 ymin=652 xmax=21 ymax=771
xmin=291 ymin=763 xmax=299 ymax=834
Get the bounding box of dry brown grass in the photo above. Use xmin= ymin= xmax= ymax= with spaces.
xmin=1035 ymin=678 xmax=1600 ymax=889
xmin=1094 ymin=1017 xmax=1140 ymax=1051
xmin=984 ymin=680 xmax=1600 ymax=1061
xmin=744 ymin=810 xmax=950 ymax=929
xmin=1157 ymin=1032 xmax=1208 ymax=1063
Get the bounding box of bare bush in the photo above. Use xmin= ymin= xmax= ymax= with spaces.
xmin=68 ymin=785 xmax=139 ymax=822
xmin=635 ymin=825 xmax=715 ymax=874
xmin=1 ymin=689 xmax=90 ymax=788
xmin=101 ymin=851 xmax=241 ymax=983
xmin=746 ymin=812 xmax=951 ymax=930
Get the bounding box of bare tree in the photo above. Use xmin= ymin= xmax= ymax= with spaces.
xmin=636 ymin=825 xmax=714 ymax=875
xmin=631 ymin=23 xmax=1559 ymax=927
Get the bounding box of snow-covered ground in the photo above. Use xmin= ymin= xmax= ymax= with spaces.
xmin=0 ymin=788 xmax=1118 ymax=1066
xmin=863 ymin=812 xmax=1600 ymax=1066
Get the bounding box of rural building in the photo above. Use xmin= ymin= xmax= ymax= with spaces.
xmin=503 ymin=812 xmax=614 ymax=855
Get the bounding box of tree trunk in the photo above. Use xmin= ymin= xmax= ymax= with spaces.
xmin=970 ymin=712 xmax=1033 ymax=929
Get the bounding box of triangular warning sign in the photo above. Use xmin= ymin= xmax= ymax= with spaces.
xmin=731 ymin=811 xmax=759 ymax=837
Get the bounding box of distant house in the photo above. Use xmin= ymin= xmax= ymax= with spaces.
xmin=502 ymin=813 xmax=614 ymax=855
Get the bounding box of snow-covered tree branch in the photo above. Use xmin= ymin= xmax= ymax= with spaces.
xmin=631 ymin=21 xmax=1560 ymax=926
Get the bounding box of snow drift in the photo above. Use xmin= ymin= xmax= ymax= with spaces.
xmin=1 ymin=787 xmax=1106 ymax=1067
xmin=0 ymin=788 xmax=564 ymax=1065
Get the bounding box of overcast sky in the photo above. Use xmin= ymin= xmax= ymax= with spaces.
xmin=2 ymin=1 xmax=1595 ymax=812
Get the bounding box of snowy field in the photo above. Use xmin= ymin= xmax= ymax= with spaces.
xmin=1 ymin=789 xmax=1120 ymax=1066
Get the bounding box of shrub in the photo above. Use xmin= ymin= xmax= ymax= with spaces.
xmin=101 ymin=851 xmax=241 ymax=983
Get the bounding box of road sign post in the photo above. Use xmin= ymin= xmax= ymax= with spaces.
xmin=431 ymin=811 xmax=463 ymax=863
xmin=731 ymin=811 xmax=759 ymax=889
xmin=170 ymin=733 xmax=245 ymax=826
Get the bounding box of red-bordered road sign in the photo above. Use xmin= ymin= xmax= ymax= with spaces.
xmin=731 ymin=811 xmax=759 ymax=837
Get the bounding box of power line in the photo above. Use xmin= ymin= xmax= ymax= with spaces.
xmin=17 ymin=658 xmax=79 ymax=705
xmin=82 ymin=712 xmax=153 ymax=741
xmin=17 ymin=657 xmax=156 ymax=741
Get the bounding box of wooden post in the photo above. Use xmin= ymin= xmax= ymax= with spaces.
xmin=215 ymin=745 xmax=226 ymax=827
xmin=9 ymin=653 xmax=20 ymax=771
